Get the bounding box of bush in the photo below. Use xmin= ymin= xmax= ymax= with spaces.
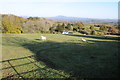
xmin=99 ymin=24 xmax=107 ymax=31
xmin=91 ymin=30 xmax=98 ymax=35
xmin=98 ymin=32 xmax=105 ymax=35
xmin=2 ymin=15 xmax=23 ymax=33
xmin=90 ymin=25 xmax=95 ymax=30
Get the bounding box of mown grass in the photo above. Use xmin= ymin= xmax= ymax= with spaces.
xmin=1 ymin=33 xmax=119 ymax=79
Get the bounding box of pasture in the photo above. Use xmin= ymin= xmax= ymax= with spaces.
xmin=0 ymin=33 xmax=119 ymax=79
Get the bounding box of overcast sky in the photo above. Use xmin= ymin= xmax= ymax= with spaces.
xmin=0 ymin=0 xmax=119 ymax=19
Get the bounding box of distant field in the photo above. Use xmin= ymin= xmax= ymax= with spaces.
xmin=1 ymin=33 xmax=119 ymax=79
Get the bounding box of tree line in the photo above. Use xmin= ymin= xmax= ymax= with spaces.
xmin=0 ymin=14 xmax=119 ymax=35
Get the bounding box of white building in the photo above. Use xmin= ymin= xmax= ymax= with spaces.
xmin=62 ymin=31 xmax=69 ymax=34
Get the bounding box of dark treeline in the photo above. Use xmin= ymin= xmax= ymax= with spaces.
xmin=0 ymin=14 xmax=119 ymax=35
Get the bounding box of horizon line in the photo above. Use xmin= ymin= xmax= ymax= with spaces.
xmin=0 ymin=13 xmax=118 ymax=20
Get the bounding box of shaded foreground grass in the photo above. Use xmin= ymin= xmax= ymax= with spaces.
xmin=1 ymin=34 xmax=119 ymax=79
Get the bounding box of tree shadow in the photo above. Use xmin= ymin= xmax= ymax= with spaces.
xmin=1 ymin=55 xmax=67 ymax=79
xmin=2 ymin=37 xmax=119 ymax=78
xmin=1 ymin=55 xmax=34 ymax=79
xmin=66 ymin=34 xmax=120 ymax=41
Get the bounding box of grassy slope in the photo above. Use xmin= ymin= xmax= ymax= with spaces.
xmin=1 ymin=33 xmax=119 ymax=79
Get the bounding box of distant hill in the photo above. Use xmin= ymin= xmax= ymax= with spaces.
xmin=20 ymin=16 xmax=30 ymax=18
xmin=45 ymin=15 xmax=117 ymax=25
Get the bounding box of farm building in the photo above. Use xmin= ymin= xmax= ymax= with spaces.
xmin=62 ymin=31 xmax=69 ymax=34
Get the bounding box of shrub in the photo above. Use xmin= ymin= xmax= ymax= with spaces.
xmin=99 ymin=32 xmax=105 ymax=35
xmin=90 ymin=25 xmax=95 ymax=31
xmin=108 ymin=26 xmax=119 ymax=34
xmin=91 ymin=30 xmax=98 ymax=35
xmin=99 ymin=24 xmax=107 ymax=31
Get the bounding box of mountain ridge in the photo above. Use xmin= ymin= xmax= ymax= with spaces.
xmin=1 ymin=14 xmax=117 ymax=24
xmin=44 ymin=15 xmax=117 ymax=24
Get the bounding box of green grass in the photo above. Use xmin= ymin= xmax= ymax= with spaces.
xmin=85 ymin=25 xmax=90 ymax=28
xmin=1 ymin=33 xmax=119 ymax=79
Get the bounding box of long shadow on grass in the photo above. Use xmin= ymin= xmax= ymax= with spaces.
xmin=2 ymin=37 xmax=119 ymax=78
xmin=66 ymin=34 xmax=120 ymax=41
xmin=1 ymin=55 xmax=68 ymax=79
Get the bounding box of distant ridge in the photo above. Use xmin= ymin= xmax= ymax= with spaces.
xmin=20 ymin=16 xmax=30 ymax=18
xmin=1 ymin=14 xmax=117 ymax=25
xmin=45 ymin=15 xmax=117 ymax=24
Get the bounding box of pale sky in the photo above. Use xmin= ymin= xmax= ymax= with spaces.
xmin=0 ymin=0 xmax=119 ymax=19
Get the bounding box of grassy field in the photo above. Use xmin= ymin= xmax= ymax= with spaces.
xmin=1 ymin=33 xmax=119 ymax=79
